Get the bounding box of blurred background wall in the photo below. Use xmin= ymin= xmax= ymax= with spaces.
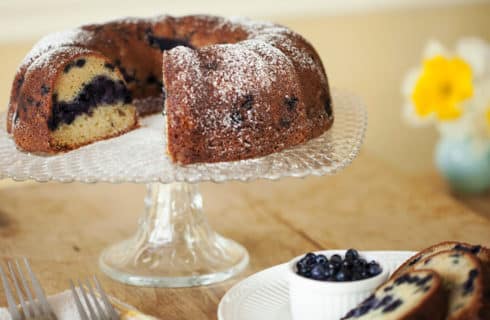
xmin=1 ymin=0 xmax=489 ymax=174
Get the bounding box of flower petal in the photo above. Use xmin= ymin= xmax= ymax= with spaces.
xmin=457 ymin=37 xmax=490 ymax=78
xmin=423 ymin=40 xmax=449 ymax=59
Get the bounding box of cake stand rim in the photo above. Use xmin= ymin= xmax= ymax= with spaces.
xmin=0 ymin=87 xmax=367 ymax=184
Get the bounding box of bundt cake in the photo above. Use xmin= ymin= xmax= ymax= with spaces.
xmin=410 ymin=250 xmax=488 ymax=320
xmin=6 ymin=15 xmax=333 ymax=164
xmin=342 ymin=270 xmax=448 ymax=320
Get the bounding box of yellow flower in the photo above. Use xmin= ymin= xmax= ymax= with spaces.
xmin=412 ymin=55 xmax=473 ymax=121
xmin=486 ymin=107 xmax=490 ymax=131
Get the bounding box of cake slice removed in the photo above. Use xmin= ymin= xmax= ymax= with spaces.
xmin=411 ymin=250 xmax=486 ymax=320
xmin=47 ymin=54 xmax=137 ymax=151
xmin=342 ymin=270 xmax=447 ymax=320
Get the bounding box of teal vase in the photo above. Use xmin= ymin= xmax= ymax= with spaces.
xmin=435 ymin=137 xmax=490 ymax=194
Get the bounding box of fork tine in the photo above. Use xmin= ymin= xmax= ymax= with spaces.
xmin=70 ymin=280 xmax=89 ymax=320
xmin=0 ymin=264 xmax=22 ymax=320
xmin=7 ymin=261 xmax=31 ymax=318
xmin=94 ymin=276 xmax=119 ymax=320
xmin=23 ymin=258 xmax=57 ymax=319
xmin=78 ymin=280 xmax=98 ymax=320
xmin=86 ymin=279 xmax=108 ymax=320
xmin=15 ymin=259 xmax=42 ymax=318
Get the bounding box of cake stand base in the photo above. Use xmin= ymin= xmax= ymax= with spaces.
xmin=99 ymin=182 xmax=249 ymax=287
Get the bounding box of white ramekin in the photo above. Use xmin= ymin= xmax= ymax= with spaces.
xmin=288 ymin=250 xmax=389 ymax=320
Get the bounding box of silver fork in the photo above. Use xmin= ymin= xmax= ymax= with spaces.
xmin=70 ymin=276 xmax=119 ymax=320
xmin=0 ymin=258 xmax=57 ymax=320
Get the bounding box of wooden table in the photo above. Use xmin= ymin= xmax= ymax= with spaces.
xmin=1 ymin=3 xmax=490 ymax=319
xmin=1 ymin=152 xmax=490 ymax=319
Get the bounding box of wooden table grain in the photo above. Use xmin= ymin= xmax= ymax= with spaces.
xmin=0 ymin=152 xmax=489 ymax=319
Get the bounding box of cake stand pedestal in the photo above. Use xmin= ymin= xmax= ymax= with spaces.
xmin=0 ymin=89 xmax=367 ymax=287
xmin=99 ymin=182 xmax=249 ymax=287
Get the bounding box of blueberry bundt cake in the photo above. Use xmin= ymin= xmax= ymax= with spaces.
xmin=410 ymin=250 xmax=488 ymax=320
xmin=7 ymin=15 xmax=333 ymax=164
xmin=342 ymin=270 xmax=448 ymax=320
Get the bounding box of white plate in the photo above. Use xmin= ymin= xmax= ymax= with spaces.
xmin=218 ymin=251 xmax=416 ymax=320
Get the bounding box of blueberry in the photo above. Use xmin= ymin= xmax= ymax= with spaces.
xmin=342 ymin=260 xmax=353 ymax=269
xmin=104 ymin=62 xmax=115 ymax=71
xmin=241 ymin=95 xmax=254 ymax=110
xmin=76 ymin=59 xmax=86 ymax=68
xmin=311 ymin=265 xmax=326 ymax=280
xmin=40 ymin=84 xmax=50 ymax=96
xmin=284 ymin=95 xmax=298 ymax=111
xmin=331 ymin=254 xmax=342 ymax=264
xmin=326 ymin=262 xmax=337 ymax=272
xmin=297 ymin=266 xmax=309 ymax=276
xmin=335 ymin=269 xmax=347 ymax=282
xmin=230 ymin=110 xmax=243 ymax=126
xmin=315 ymin=254 xmax=328 ymax=265
xmin=323 ymin=268 xmax=332 ymax=279
xmin=305 ymin=252 xmax=316 ymax=259
xmin=368 ymin=262 xmax=382 ymax=276
xmin=346 ymin=249 xmax=359 ymax=261
xmin=296 ymin=260 xmax=307 ymax=270
xmin=352 ymin=272 xmax=363 ymax=281
xmin=357 ymin=258 xmax=368 ymax=267
xmin=304 ymin=253 xmax=317 ymax=266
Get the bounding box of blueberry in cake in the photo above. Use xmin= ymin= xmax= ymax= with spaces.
xmin=295 ymin=249 xmax=383 ymax=282
xmin=342 ymin=270 xmax=448 ymax=320
xmin=7 ymin=15 xmax=333 ymax=164
xmin=410 ymin=250 xmax=487 ymax=320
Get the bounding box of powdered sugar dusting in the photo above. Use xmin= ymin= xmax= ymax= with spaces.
xmin=20 ymin=29 xmax=91 ymax=72
xmin=28 ymin=46 xmax=90 ymax=78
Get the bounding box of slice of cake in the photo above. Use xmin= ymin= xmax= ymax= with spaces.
xmin=10 ymin=48 xmax=138 ymax=153
xmin=47 ymin=53 xmax=137 ymax=151
xmin=392 ymin=241 xmax=490 ymax=319
xmin=342 ymin=269 xmax=447 ymax=319
xmin=392 ymin=241 xmax=490 ymax=279
xmin=411 ymin=250 xmax=486 ymax=320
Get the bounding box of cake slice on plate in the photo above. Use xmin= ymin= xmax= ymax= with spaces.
xmin=342 ymin=269 xmax=447 ymax=319
xmin=392 ymin=241 xmax=490 ymax=279
xmin=410 ymin=250 xmax=488 ymax=320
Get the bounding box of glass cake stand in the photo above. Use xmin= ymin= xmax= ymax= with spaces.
xmin=0 ymin=89 xmax=367 ymax=287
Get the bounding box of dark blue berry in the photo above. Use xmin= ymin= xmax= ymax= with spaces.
xmin=335 ymin=269 xmax=347 ymax=282
xmin=241 ymin=95 xmax=254 ymax=110
xmin=311 ymin=265 xmax=326 ymax=280
xmin=323 ymin=269 xmax=332 ymax=279
xmin=48 ymin=75 xmax=132 ymax=130
xmin=104 ymin=62 xmax=115 ymax=71
xmin=315 ymin=254 xmax=328 ymax=265
xmin=330 ymin=254 xmax=342 ymax=264
xmin=352 ymin=272 xmax=363 ymax=281
xmin=76 ymin=59 xmax=86 ymax=68
xmin=284 ymin=95 xmax=298 ymax=111
xmin=342 ymin=260 xmax=353 ymax=269
xmin=368 ymin=262 xmax=382 ymax=276
xmin=346 ymin=249 xmax=359 ymax=261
